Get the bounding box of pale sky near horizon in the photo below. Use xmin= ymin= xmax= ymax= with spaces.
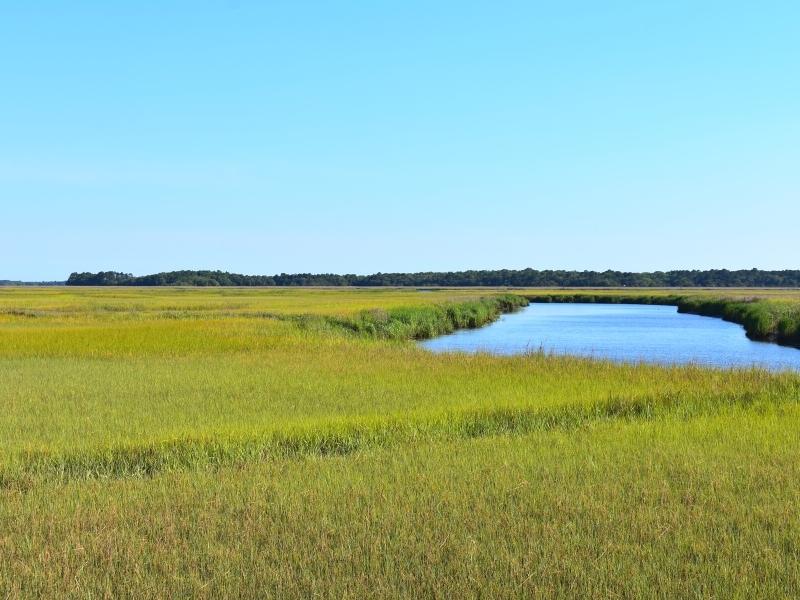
xmin=1 ymin=2 xmax=798 ymax=280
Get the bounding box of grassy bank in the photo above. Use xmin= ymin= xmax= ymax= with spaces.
xmin=2 ymin=287 xmax=800 ymax=597
xmin=320 ymin=293 xmax=528 ymax=339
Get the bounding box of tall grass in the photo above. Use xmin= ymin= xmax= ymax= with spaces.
xmin=3 ymin=410 xmax=800 ymax=598
xmin=2 ymin=287 xmax=800 ymax=597
xmin=7 ymin=371 xmax=796 ymax=486
xmin=320 ymin=293 xmax=528 ymax=339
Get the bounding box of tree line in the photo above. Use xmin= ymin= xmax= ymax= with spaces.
xmin=65 ymin=268 xmax=800 ymax=287
xmin=0 ymin=280 xmax=64 ymax=286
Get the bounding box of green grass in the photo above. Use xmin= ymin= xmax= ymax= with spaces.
xmin=4 ymin=409 xmax=800 ymax=598
xmin=1 ymin=287 xmax=800 ymax=597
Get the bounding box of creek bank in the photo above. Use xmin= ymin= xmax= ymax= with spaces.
xmin=283 ymin=294 xmax=530 ymax=341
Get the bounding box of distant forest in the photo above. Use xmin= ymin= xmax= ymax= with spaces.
xmin=0 ymin=280 xmax=64 ymax=286
xmin=66 ymin=269 xmax=800 ymax=287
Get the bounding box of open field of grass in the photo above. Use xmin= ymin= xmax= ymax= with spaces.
xmin=2 ymin=287 xmax=800 ymax=597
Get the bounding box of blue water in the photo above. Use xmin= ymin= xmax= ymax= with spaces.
xmin=421 ymin=303 xmax=800 ymax=371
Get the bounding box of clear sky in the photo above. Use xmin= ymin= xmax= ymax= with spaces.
xmin=2 ymin=2 xmax=798 ymax=280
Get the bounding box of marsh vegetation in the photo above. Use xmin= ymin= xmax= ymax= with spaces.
xmin=1 ymin=287 xmax=799 ymax=597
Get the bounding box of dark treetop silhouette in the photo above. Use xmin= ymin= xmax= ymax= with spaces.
xmin=66 ymin=269 xmax=800 ymax=288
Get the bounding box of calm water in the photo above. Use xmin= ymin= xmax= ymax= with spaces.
xmin=421 ymin=303 xmax=800 ymax=371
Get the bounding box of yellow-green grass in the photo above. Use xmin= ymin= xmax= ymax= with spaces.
xmin=2 ymin=287 xmax=800 ymax=597
xmin=3 ymin=410 xmax=799 ymax=598
xmin=0 ymin=286 xmax=499 ymax=321
xmin=4 ymin=285 xmax=800 ymax=318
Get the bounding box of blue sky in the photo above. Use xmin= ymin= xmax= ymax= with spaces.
xmin=1 ymin=1 xmax=798 ymax=280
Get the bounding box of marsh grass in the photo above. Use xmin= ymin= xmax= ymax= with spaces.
xmin=3 ymin=410 xmax=800 ymax=598
xmin=2 ymin=287 xmax=800 ymax=597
